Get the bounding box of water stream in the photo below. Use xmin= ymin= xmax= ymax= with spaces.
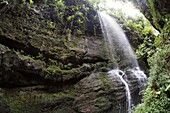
xmin=98 ymin=11 xmax=147 ymax=113
xmin=98 ymin=11 xmax=138 ymax=69
xmin=108 ymin=70 xmax=132 ymax=113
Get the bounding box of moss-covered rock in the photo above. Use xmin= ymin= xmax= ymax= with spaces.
xmin=0 ymin=1 xmax=115 ymax=112
xmin=0 ymin=72 xmax=133 ymax=113
xmin=0 ymin=1 xmax=110 ymax=88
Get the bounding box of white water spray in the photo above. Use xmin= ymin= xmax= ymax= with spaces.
xmin=98 ymin=11 xmax=147 ymax=113
xmin=98 ymin=11 xmax=138 ymax=69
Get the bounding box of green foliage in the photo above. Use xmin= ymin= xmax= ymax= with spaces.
xmin=154 ymin=36 xmax=163 ymax=47
xmin=122 ymin=15 xmax=156 ymax=59
xmin=29 ymin=0 xmax=34 ymax=4
xmin=64 ymin=5 xmax=89 ymax=35
xmin=64 ymin=63 xmax=73 ymax=70
xmin=134 ymin=45 xmax=170 ymax=113
xmin=54 ymin=0 xmax=65 ymax=21
xmin=136 ymin=19 xmax=170 ymax=59
xmin=47 ymin=21 xmax=54 ymax=27
xmin=125 ymin=16 xmax=153 ymax=35
xmin=136 ymin=35 xmax=155 ymax=58
xmin=161 ymin=21 xmax=170 ymax=44
xmin=46 ymin=0 xmax=92 ymax=36
xmin=21 ymin=0 xmax=33 ymax=4
xmin=67 ymin=15 xmax=74 ymax=21
xmin=148 ymin=0 xmax=168 ymax=31
xmin=36 ymin=53 xmax=45 ymax=60
xmin=123 ymin=16 xmax=157 ymax=59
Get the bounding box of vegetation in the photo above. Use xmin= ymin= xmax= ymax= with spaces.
xmin=134 ymin=45 xmax=170 ymax=113
xmin=0 ymin=0 xmax=170 ymax=113
xmin=88 ymin=0 xmax=170 ymax=112
xmin=132 ymin=0 xmax=170 ymax=112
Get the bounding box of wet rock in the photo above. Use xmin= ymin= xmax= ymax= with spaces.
xmin=73 ymin=72 xmax=127 ymax=113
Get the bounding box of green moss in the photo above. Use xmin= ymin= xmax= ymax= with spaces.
xmin=95 ymin=97 xmax=111 ymax=107
xmin=0 ymin=44 xmax=10 ymax=52
xmin=7 ymin=95 xmax=38 ymax=113
xmin=47 ymin=65 xmax=62 ymax=73
xmin=69 ymin=37 xmax=79 ymax=48
xmin=4 ymin=89 xmax=74 ymax=113
xmin=46 ymin=64 xmax=85 ymax=75
xmin=64 ymin=63 xmax=73 ymax=70
xmin=23 ymin=55 xmax=35 ymax=60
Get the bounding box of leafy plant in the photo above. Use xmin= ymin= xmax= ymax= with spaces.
xmin=134 ymin=45 xmax=170 ymax=113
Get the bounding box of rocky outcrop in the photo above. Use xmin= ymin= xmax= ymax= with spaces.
xmin=0 ymin=0 xmax=148 ymax=113
xmin=0 ymin=1 xmax=115 ymax=113
xmin=0 ymin=1 xmax=110 ymax=88
xmin=0 ymin=71 xmax=143 ymax=113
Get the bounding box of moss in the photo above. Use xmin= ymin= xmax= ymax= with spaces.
xmin=0 ymin=44 xmax=10 ymax=52
xmin=47 ymin=65 xmax=62 ymax=73
xmin=3 ymin=89 xmax=74 ymax=113
xmin=0 ymin=95 xmax=9 ymax=113
xmin=23 ymin=55 xmax=35 ymax=61
xmin=94 ymin=97 xmax=112 ymax=110
xmin=69 ymin=37 xmax=79 ymax=48
xmin=64 ymin=63 xmax=73 ymax=70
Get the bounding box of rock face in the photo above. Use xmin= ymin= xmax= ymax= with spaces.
xmin=74 ymin=73 xmax=117 ymax=113
xmin=0 ymin=1 xmax=109 ymax=87
xmin=0 ymin=0 xmax=146 ymax=113
xmin=0 ymin=1 xmax=113 ymax=113
xmin=0 ymin=72 xmax=143 ymax=113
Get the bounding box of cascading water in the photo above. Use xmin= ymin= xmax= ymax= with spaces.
xmin=98 ymin=11 xmax=138 ymax=69
xmin=108 ymin=70 xmax=132 ymax=113
xmin=98 ymin=11 xmax=147 ymax=113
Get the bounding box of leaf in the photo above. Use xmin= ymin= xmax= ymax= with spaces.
xmin=154 ymin=36 xmax=162 ymax=47
xmin=155 ymin=91 xmax=161 ymax=95
xmin=165 ymin=84 xmax=170 ymax=91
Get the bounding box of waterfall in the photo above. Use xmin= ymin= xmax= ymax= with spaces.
xmin=108 ymin=70 xmax=132 ymax=113
xmin=98 ymin=11 xmax=138 ymax=69
xmin=98 ymin=11 xmax=147 ymax=113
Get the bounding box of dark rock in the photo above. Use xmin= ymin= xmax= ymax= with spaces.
xmin=0 ymin=88 xmax=10 ymax=113
xmin=73 ymin=72 xmax=127 ymax=113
